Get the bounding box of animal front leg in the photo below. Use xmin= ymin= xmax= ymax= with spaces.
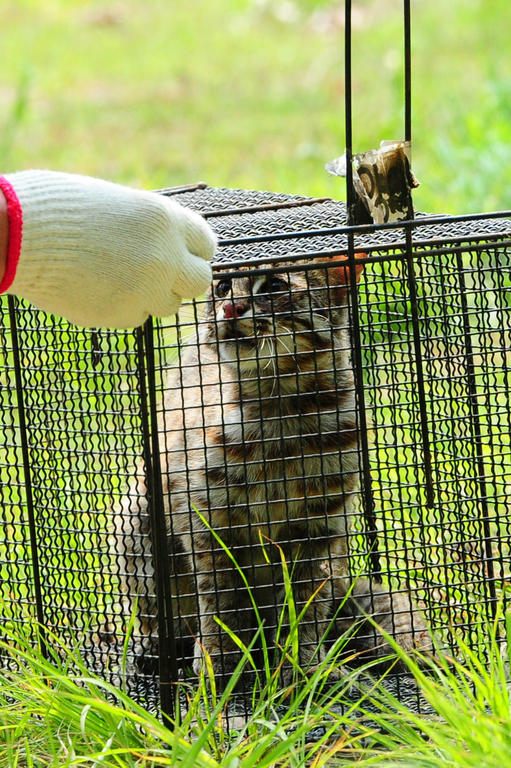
xmin=276 ymin=546 xmax=337 ymax=681
xmin=192 ymin=539 xmax=255 ymax=683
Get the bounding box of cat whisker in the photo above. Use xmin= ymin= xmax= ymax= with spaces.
xmin=258 ymin=336 xmax=275 ymax=373
xmin=265 ymin=339 xmax=276 ymax=374
xmin=278 ymin=324 xmax=298 ymax=350
xmin=293 ymin=309 xmax=333 ymax=327
xmin=260 ymin=337 xmax=271 ymax=370
xmin=292 ymin=310 xmax=334 ymax=344
xmin=279 ymin=324 xmax=294 ymax=338
xmin=270 ymin=364 xmax=277 ymax=397
xmin=277 ymin=336 xmax=294 ymax=357
xmin=259 ymin=337 xmax=278 ymax=393
xmin=276 ymin=326 xmax=301 ymax=372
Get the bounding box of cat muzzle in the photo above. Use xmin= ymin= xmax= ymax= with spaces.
xmin=222 ymin=301 xmax=248 ymax=320
xmin=216 ymin=317 xmax=264 ymax=349
xmin=221 ymin=322 xmax=249 ymax=341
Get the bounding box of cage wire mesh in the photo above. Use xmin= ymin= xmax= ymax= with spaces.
xmin=0 ymin=184 xmax=510 ymax=718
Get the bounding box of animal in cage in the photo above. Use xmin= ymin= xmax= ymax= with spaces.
xmin=113 ymin=251 xmax=430 ymax=684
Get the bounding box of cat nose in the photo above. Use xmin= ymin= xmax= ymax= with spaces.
xmin=222 ymin=301 xmax=248 ymax=320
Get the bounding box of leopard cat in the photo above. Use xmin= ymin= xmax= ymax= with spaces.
xmin=112 ymin=254 xmax=430 ymax=683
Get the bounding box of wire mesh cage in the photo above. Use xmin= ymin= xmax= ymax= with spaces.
xmin=1 ymin=183 xmax=510 ymax=718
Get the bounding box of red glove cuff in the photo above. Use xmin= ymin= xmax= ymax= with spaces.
xmin=0 ymin=176 xmax=23 ymax=294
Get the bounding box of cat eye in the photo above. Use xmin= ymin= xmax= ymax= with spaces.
xmin=215 ymin=279 xmax=232 ymax=298
xmin=260 ymin=277 xmax=288 ymax=294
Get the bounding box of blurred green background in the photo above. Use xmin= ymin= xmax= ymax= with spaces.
xmin=1 ymin=0 xmax=510 ymax=213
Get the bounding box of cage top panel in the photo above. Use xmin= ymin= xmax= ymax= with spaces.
xmin=159 ymin=183 xmax=511 ymax=267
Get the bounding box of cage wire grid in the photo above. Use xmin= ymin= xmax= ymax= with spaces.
xmin=0 ymin=184 xmax=510 ymax=719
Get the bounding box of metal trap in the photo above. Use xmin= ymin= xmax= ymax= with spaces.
xmin=0 ymin=183 xmax=510 ymax=718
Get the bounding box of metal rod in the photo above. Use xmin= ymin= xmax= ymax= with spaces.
xmin=218 ymin=216 xmax=511 ymax=248
xmin=202 ymin=197 xmax=330 ymax=219
xmin=404 ymin=0 xmax=412 ymax=143
xmin=209 ymin=235 xmax=511 ymax=274
xmin=218 ymin=210 xmax=511 ymax=241
xmin=345 ymin=174 xmax=381 ymax=579
xmin=137 ymin=322 xmax=178 ymax=723
xmin=455 ymin=254 xmax=497 ymax=617
xmin=157 ymin=182 xmax=209 ymax=195
xmin=7 ymin=296 xmax=47 ymax=658
xmin=345 ymin=0 xmax=354 ymax=222
xmin=403 ymin=227 xmax=435 ymax=508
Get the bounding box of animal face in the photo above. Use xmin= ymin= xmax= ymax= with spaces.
xmin=204 ymin=256 xmax=366 ymax=376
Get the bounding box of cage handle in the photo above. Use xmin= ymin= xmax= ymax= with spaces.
xmin=344 ymin=0 xmax=412 ymax=218
xmin=344 ymin=0 xmax=435 ymax=512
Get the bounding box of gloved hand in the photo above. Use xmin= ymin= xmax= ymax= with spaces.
xmin=0 ymin=171 xmax=215 ymax=328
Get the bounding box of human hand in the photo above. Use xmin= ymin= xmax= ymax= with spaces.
xmin=0 ymin=171 xmax=215 ymax=327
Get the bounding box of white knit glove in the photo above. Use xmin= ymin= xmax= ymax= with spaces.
xmin=0 ymin=171 xmax=215 ymax=327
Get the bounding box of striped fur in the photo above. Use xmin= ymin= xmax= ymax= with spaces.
xmin=113 ymin=263 xmax=429 ymax=681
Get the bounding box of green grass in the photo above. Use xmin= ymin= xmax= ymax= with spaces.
xmin=0 ymin=0 xmax=510 ymax=213
xmin=0 ymin=569 xmax=386 ymax=768
xmin=347 ymin=611 xmax=511 ymax=768
xmin=2 ymin=599 xmax=511 ymax=767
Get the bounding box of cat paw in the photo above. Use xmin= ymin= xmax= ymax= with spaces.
xmin=386 ymin=603 xmax=437 ymax=661
xmin=393 ymin=626 xmax=433 ymax=655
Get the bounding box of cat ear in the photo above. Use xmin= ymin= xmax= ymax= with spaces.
xmin=314 ymin=252 xmax=367 ymax=287
xmin=328 ymin=252 xmax=367 ymax=285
